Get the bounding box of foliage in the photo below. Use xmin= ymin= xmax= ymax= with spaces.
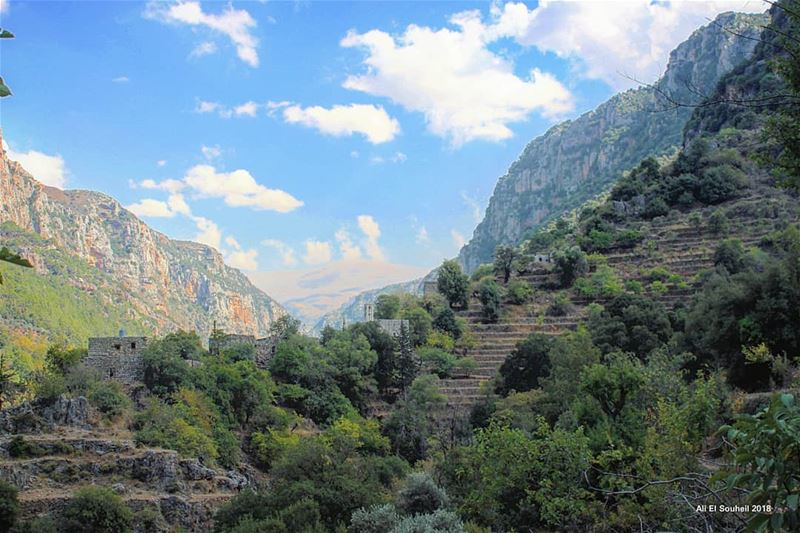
xmin=432 ymin=307 xmax=462 ymax=340
xmin=350 ymin=504 xmax=400 ymax=533
xmin=87 ymin=380 xmax=131 ymax=418
xmin=720 ymin=393 xmax=800 ymax=532
xmin=0 ymin=247 xmax=31 ymax=285
xmin=249 ymin=428 xmax=301 ymax=471
xmin=587 ymin=293 xmax=672 ymax=359
xmin=553 ymin=246 xmax=588 ymax=288
xmin=437 ymin=260 xmax=469 ymax=309
xmin=44 ymin=343 xmax=86 ymax=375
xmin=506 ymin=279 xmax=533 ymax=304
xmin=141 ymin=331 xmax=200 ymax=397
xmin=476 ymin=278 xmax=502 ymax=323
xmin=714 ymin=238 xmax=749 ymax=274
xmin=709 ymin=209 xmax=729 ymax=234
xmin=396 ymin=472 xmax=450 ymax=516
xmin=395 ymin=323 xmax=419 ymax=394
xmin=375 ymin=294 xmax=401 ymax=319
xmin=384 ymin=375 xmax=444 ymax=463
xmin=61 ymin=486 xmax=133 ymax=533
xmin=0 ymin=480 xmax=18 ymax=533
xmin=268 ymin=314 xmax=301 ymax=340
xmin=437 ymin=421 xmax=595 ymax=532
xmin=573 ymin=265 xmax=623 ymax=299
xmin=398 ymin=307 xmax=432 ymax=347
xmin=493 ymin=245 xmax=515 ymax=284
xmin=496 ymin=333 xmax=555 ymax=396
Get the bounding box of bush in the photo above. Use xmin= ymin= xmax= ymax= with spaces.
xmin=574 ymin=266 xmax=623 ymax=299
xmin=477 ymin=279 xmax=502 ymax=323
xmin=249 ymin=428 xmax=301 ymax=471
xmin=396 ymin=472 xmax=449 ymax=516
xmin=496 ymin=333 xmax=555 ymax=395
xmin=35 ymin=372 xmax=66 ymax=403
xmin=88 ymin=381 xmax=131 ymax=418
xmin=432 ymin=308 xmax=462 ymax=339
xmin=470 ymin=264 xmax=494 ymax=282
xmin=62 ymin=486 xmax=133 ymax=533
xmin=714 ymin=239 xmax=748 ymax=274
xmin=553 ymin=247 xmax=588 ymax=288
xmin=376 ymin=294 xmax=401 ymax=319
xmin=350 ymin=504 xmax=400 ymax=533
xmin=0 ymin=480 xmax=18 ymax=533
xmin=419 ymin=347 xmax=459 ymax=379
xmin=506 ymin=280 xmax=533 ymax=304
xmin=546 ymin=292 xmax=572 ymax=316
xmin=709 ymin=209 xmax=729 ymax=234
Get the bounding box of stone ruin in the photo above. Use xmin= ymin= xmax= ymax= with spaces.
xmin=208 ymin=332 xmax=277 ymax=369
xmin=364 ymin=304 xmax=410 ymax=338
xmin=85 ymin=331 xmax=148 ymax=384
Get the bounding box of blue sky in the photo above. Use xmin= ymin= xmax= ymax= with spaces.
xmin=0 ymin=0 xmax=763 ymax=320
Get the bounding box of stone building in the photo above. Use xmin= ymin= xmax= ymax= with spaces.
xmin=363 ymin=305 xmax=410 ymax=338
xmin=85 ymin=331 xmax=148 ymax=384
xmin=208 ymin=332 xmax=278 ymax=369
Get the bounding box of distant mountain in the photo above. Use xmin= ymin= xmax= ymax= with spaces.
xmin=312 ymin=277 xmax=426 ymax=334
xmin=0 ymin=131 xmax=286 ymax=343
xmin=458 ymin=11 xmax=768 ymax=273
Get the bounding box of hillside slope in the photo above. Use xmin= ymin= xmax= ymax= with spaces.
xmin=457 ymin=11 xmax=768 ymax=273
xmin=0 ymin=132 xmax=286 ymax=342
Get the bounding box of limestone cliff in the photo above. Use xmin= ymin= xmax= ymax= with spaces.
xmin=0 ymin=132 xmax=286 ymax=339
xmin=458 ymin=11 xmax=768 ymax=273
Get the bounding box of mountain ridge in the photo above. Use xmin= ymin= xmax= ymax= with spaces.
xmin=0 ymin=130 xmax=286 ymax=341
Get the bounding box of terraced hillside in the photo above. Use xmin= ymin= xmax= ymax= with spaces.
xmin=0 ymin=397 xmax=255 ymax=530
xmin=439 ymin=183 xmax=800 ymax=410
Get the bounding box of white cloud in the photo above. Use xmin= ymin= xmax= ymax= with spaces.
xmin=350 ymin=150 xmax=360 ymax=159
xmin=127 ymin=198 xmax=176 ymax=218
xmin=283 ymin=104 xmax=400 ymax=144
xmin=190 ymin=40 xmax=218 ymax=59
xmin=357 ymin=214 xmax=384 ymax=261
xmin=266 ymin=100 xmax=291 ymax=117
xmin=304 ymin=240 xmax=332 ymax=265
xmin=370 ymin=151 xmax=407 ymax=165
xmin=146 ymin=1 xmax=260 ymax=67
xmin=112 ymin=76 xmax=130 ymax=83
xmin=193 ymin=215 xmax=222 ymax=249
xmin=234 ymin=101 xmax=259 ymax=117
xmin=201 ymin=144 xmax=222 ymax=160
xmin=126 ymin=193 xmax=191 ymax=218
xmin=262 ymin=239 xmax=298 ymax=266
xmin=157 ymin=160 xmax=167 ymax=167
xmin=4 ymin=144 xmax=67 ymax=188
xmin=0 ymin=0 xmax=8 ymax=14
xmin=451 ymin=229 xmax=466 ymax=249
xmin=495 ymin=1 xmax=766 ymax=90
xmin=183 ymin=164 xmax=303 ymax=212
xmin=341 ymin=8 xmax=573 ymax=145
xmin=224 ymin=236 xmax=259 ymax=270
xmin=196 ymin=99 xmax=262 ymax=119
xmin=335 ymin=229 xmax=362 ymax=261
xmin=138 ymin=178 xmax=185 ymax=194
xmin=460 ymin=190 xmax=483 ymax=223
xmin=196 ymin=100 xmax=221 ymax=114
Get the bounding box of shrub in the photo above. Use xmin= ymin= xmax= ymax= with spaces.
xmin=709 ymin=209 xmax=729 ymax=234
xmin=497 ymin=333 xmax=555 ymax=395
xmin=419 ymin=348 xmax=459 ymax=379
xmin=391 ymin=510 xmax=464 ymax=533
xmin=624 ymin=280 xmax=644 ymax=294
xmin=249 ymin=428 xmax=300 ymax=471
xmin=0 ymin=480 xmax=18 ymax=532
xmin=350 ymin=504 xmax=399 ymax=533
xmin=649 ymin=280 xmax=668 ymax=295
xmin=574 ymin=266 xmax=623 ymax=299
xmin=7 ymin=436 xmax=48 ymax=458
xmin=477 ymin=279 xmax=502 ymax=323
xmin=88 ymin=381 xmax=131 ymax=418
xmin=62 ymin=486 xmax=133 ymax=533
xmin=396 ymin=472 xmax=450 ymax=516
xmin=425 ymin=330 xmax=455 ymax=352
xmin=506 ymin=280 xmax=533 ymax=304
xmin=714 ymin=239 xmax=748 ymax=274
xmin=35 ymin=372 xmax=66 ymax=403
xmin=376 ymin=294 xmax=401 ymax=319
xmin=547 ymin=292 xmax=572 ymax=316
xmin=553 ymin=247 xmax=588 ymax=288
xmin=432 ymin=308 xmax=462 ymax=339
xmin=470 ymin=264 xmax=494 ymax=282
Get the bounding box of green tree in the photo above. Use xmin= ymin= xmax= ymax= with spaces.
xmin=493 ymin=245 xmax=515 ymax=284
xmin=375 ymin=294 xmax=401 ymax=319
xmin=396 ymin=472 xmax=449 ymax=516
xmin=384 ymin=375 xmax=444 ymax=463
xmin=437 ymin=260 xmax=469 ymax=309
xmin=0 ymin=352 xmax=21 ymax=410
xmin=62 ymin=486 xmax=133 ymax=533
xmin=477 ymin=278 xmax=502 ymax=323
xmin=553 ymin=246 xmax=589 ymax=288
xmin=269 ymin=314 xmax=301 ymax=340
xmin=496 ymin=333 xmax=555 ymax=396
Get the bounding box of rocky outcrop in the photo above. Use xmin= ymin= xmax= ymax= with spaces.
xmin=0 ymin=396 xmax=90 ymax=434
xmin=457 ymin=12 xmax=768 ymax=273
xmin=0 ymin=134 xmax=286 ymax=338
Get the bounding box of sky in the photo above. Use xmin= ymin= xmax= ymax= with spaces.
xmin=0 ymin=0 xmax=765 ymax=321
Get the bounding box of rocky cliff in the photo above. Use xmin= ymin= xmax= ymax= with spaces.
xmin=458 ymin=11 xmax=768 ymax=273
xmin=0 ymin=131 xmax=285 ymax=339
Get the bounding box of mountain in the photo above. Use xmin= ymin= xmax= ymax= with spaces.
xmin=312 ymin=277 xmax=426 ymax=334
xmin=457 ymin=11 xmax=768 ymax=273
xmin=0 ymin=130 xmax=286 ymax=344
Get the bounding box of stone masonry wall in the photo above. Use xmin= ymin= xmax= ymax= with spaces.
xmin=85 ymin=337 xmax=148 ymax=384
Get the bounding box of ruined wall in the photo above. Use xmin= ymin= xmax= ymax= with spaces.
xmin=85 ymin=337 xmax=148 ymax=384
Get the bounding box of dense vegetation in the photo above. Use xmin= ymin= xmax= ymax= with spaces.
xmin=1 ymin=2 xmax=799 ymax=532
